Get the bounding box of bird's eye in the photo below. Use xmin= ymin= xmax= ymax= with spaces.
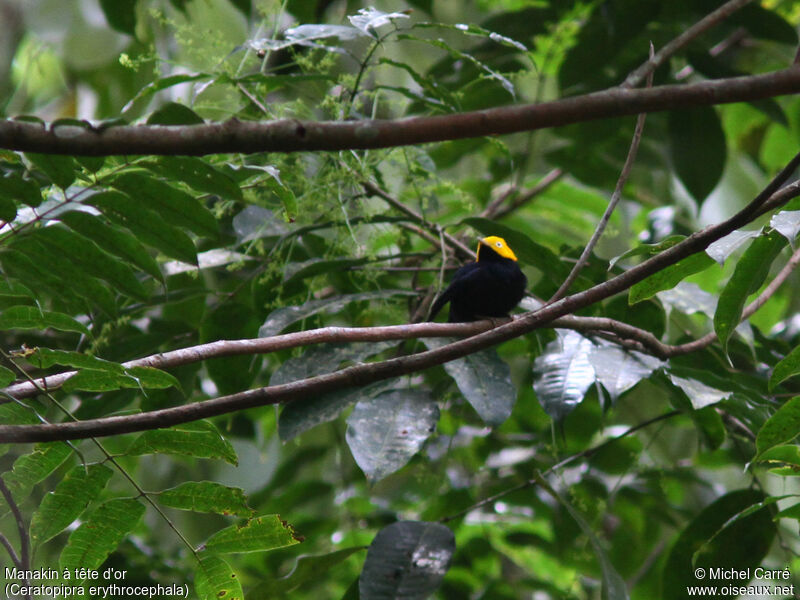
xmin=495 ymin=241 xmax=502 ymax=248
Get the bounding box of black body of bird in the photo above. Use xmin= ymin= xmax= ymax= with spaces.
xmin=429 ymin=236 xmax=527 ymax=322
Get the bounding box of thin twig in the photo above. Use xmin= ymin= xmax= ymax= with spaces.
xmin=439 ymin=410 xmax=681 ymax=523
xmin=549 ymin=44 xmax=654 ymax=305
xmin=0 ymin=476 xmax=29 ymax=571
xmin=3 ymin=152 xmax=800 ymax=442
xmin=362 ymin=180 xmax=474 ymax=258
xmin=622 ymin=0 xmax=754 ymax=88
xmin=675 ymin=28 xmax=748 ymax=80
xmin=482 ymin=168 xmax=564 ymax=220
xmin=5 ymin=218 xmax=800 ymax=405
xmin=657 ymin=242 xmax=800 ymax=357
xmin=2 ymin=320 xmax=498 ymax=400
xmin=2 ymin=352 xmax=198 ymax=557
xmin=0 ymin=531 xmax=21 ymax=568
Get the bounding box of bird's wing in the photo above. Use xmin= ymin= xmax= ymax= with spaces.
xmin=428 ymin=264 xmax=481 ymax=321
xmin=428 ymin=286 xmax=453 ymax=321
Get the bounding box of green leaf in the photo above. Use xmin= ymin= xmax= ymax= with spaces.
xmin=346 ymin=389 xmax=439 ymax=482
xmin=0 ymin=172 xmax=42 ymax=208
xmin=111 ymin=172 xmax=218 ymax=238
xmin=687 ymin=51 xmax=787 ymax=126
xmin=416 ymin=21 xmax=527 ymax=51
xmin=76 ymin=155 xmax=105 ymax=173
xmin=0 ymin=306 xmax=90 ymax=336
xmin=259 ymin=290 xmax=416 ymax=337
xmin=31 ymin=348 xmax=124 ymax=373
xmin=609 ymin=235 xmax=685 ymax=269
xmin=668 ymin=374 xmax=731 ymax=411
xmin=0 ymin=280 xmax=35 ymax=299
xmin=359 ymin=521 xmax=454 ymax=600
xmin=59 ymin=498 xmax=145 ymax=572
xmin=0 ymin=250 xmax=84 ymax=311
xmin=125 ymin=421 xmax=238 ymax=465
xmin=30 ymin=464 xmax=114 ymax=546
xmin=203 ymin=514 xmax=302 ymax=554
xmin=201 ymin=303 xmax=261 ymax=395
xmin=755 ymin=397 xmax=800 ymax=460
xmin=463 ymin=217 xmax=569 ymax=283
xmin=756 ymin=445 xmax=800 ymax=476
xmin=147 ymin=102 xmax=205 ymax=125
xmin=194 ymin=554 xmax=243 ymax=600
xmin=588 ymin=346 xmax=664 ymax=403
xmin=731 ymin=3 xmax=798 ymax=44
xmin=0 ymin=402 xmax=41 ymax=425
xmin=158 ymin=481 xmax=253 ymax=517
xmin=58 ymin=210 xmax=163 ymax=281
xmin=629 ymin=253 xmax=715 ymax=304
xmin=770 ymin=345 xmax=800 ymax=391
xmin=553 ymin=490 xmax=629 ymax=600
xmin=279 ymin=380 xmax=397 ymax=442
xmin=99 ymin=0 xmax=138 ymax=35
xmin=2 ymin=442 xmax=73 ymax=498
xmin=661 ymin=489 xmax=774 ymax=600
xmin=283 ymin=256 xmax=373 ymax=286
xmin=88 ymin=190 xmax=198 ymax=264
xmin=714 ymin=230 xmax=785 ymax=352
xmin=273 ymin=343 xmax=399 ymax=440
xmin=271 ymin=342 xmax=398 ymax=387
xmin=12 ymin=237 xmax=117 ymax=315
xmin=778 ymin=502 xmax=800 ymax=517
xmin=61 ymin=365 xmax=179 ymax=393
xmin=559 ymin=0 xmax=658 ymax=92
xmin=0 ymin=403 xmax=41 ymax=455
xmin=122 ymin=74 xmax=209 ymax=114
xmin=533 ymin=330 xmax=595 ymax=420
xmin=379 ymin=58 xmax=458 ymax=111
xmin=33 ymin=225 xmax=148 ymax=301
xmin=668 ymin=106 xmax=726 ymax=203
xmin=691 ymin=406 xmax=726 ymax=450
xmin=26 ymin=153 xmax=76 ymax=189
xmin=0 ymin=365 xmax=14 ymax=387
xmin=0 ymin=194 xmax=15 ymax=221
xmin=771 ymin=210 xmax=800 ymax=243
xmin=424 ymin=338 xmax=515 ymax=425
xmin=397 ymin=34 xmax=515 ymax=98
xmin=145 ymin=157 xmax=243 ymax=201
xmin=253 ymin=547 xmax=364 ymax=596
xmin=126 ymin=366 xmax=181 ymax=389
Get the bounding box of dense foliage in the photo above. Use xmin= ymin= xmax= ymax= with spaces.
xmin=2 ymin=1 xmax=800 ymax=599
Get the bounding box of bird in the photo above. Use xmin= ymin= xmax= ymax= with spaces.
xmin=429 ymin=236 xmax=527 ymax=322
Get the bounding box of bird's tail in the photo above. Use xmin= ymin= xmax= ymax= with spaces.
xmin=428 ymin=292 xmax=448 ymax=321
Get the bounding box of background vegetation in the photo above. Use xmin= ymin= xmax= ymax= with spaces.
xmin=2 ymin=0 xmax=800 ymax=598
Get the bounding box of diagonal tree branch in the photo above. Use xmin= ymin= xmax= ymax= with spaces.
xmin=481 ymin=168 xmax=564 ymax=220
xmin=549 ymin=45 xmax=654 ymax=304
xmin=0 ymin=476 xmax=29 ymax=572
xmin=622 ymin=0 xmax=754 ymax=88
xmin=2 ymin=150 xmax=799 ymax=443
xmin=1 ymin=68 xmax=800 ymax=156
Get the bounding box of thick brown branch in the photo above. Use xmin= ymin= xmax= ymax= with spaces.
xmin=2 ymin=153 xmax=799 ymax=443
xmin=2 ymin=68 xmax=800 ymax=156
xmin=3 ymin=321 xmax=493 ymax=401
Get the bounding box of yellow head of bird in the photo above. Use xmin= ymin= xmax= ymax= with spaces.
xmin=477 ymin=236 xmax=518 ymax=261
